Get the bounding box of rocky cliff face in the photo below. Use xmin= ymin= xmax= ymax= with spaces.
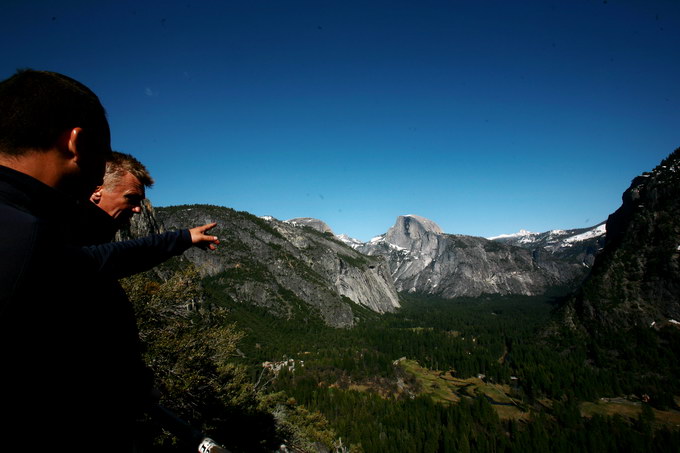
xmin=343 ymin=215 xmax=589 ymax=298
xmin=116 ymin=199 xmax=165 ymax=241
xmin=561 ymin=148 xmax=680 ymax=333
xmin=153 ymin=205 xmax=400 ymax=327
xmin=285 ymin=217 xmax=334 ymax=234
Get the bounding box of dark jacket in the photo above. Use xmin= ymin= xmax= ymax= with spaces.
xmin=0 ymin=165 xmax=192 ymax=451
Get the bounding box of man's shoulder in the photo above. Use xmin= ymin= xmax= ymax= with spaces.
xmin=0 ymin=192 xmax=77 ymax=262
xmin=0 ymin=200 xmax=61 ymax=273
xmin=0 ymin=199 xmax=43 ymax=235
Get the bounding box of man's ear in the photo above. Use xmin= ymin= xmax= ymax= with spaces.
xmin=90 ymin=186 xmax=103 ymax=204
xmin=66 ymin=127 xmax=84 ymax=163
xmin=55 ymin=127 xmax=83 ymax=164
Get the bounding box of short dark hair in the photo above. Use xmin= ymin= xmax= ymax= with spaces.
xmin=104 ymin=151 xmax=154 ymax=189
xmin=0 ymin=69 xmax=110 ymax=156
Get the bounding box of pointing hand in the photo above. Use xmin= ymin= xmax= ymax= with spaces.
xmin=189 ymin=222 xmax=220 ymax=250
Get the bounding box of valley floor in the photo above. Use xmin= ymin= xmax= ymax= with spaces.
xmin=216 ymin=291 xmax=680 ymax=452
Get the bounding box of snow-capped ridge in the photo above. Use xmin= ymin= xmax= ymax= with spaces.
xmin=487 ymin=229 xmax=539 ymax=241
xmin=336 ymin=234 xmax=365 ymax=249
xmin=489 ymin=222 xmax=606 ymax=250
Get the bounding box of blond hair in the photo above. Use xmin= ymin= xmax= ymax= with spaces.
xmin=103 ymin=151 xmax=154 ymax=189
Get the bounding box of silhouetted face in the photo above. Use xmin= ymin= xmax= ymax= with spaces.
xmin=95 ymin=171 xmax=145 ymax=227
xmin=60 ymin=125 xmax=112 ymax=200
xmin=79 ymin=124 xmax=112 ymax=196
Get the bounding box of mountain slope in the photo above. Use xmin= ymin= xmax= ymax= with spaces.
xmin=561 ymin=148 xmax=680 ymax=333
xmin=155 ymin=205 xmax=400 ymax=327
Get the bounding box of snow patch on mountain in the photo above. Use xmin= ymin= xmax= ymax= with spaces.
xmin=562 ymin=223 xmax=607 ymax=245
xmin=487 ymin=229 xmax=539 ymax=241
xmin=336 ymin=234 xmax=364 ymax=248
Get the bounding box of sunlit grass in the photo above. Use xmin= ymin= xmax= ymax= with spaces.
xmin=398 ymin=358 xmax=529 ymax=420
xmin=581 ymin=400 xmax=680 ymax=429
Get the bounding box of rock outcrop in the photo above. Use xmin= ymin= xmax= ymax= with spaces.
xmin=561 ymin=148 xmax=680 ymax=333
xmin=116 ymin=199 xmax=165 ymax=241
xmin=285 ymin=217 xmax=334 ymax=234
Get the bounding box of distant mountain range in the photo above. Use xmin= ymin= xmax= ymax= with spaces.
xmin=141 ymin=204 xmax=604 ymax=326
xmin=488 ymin=224 xmax=606 ymax=259
xmin=335 ymin=215 xmax=604 ymax=299
xmin=137 ymin=148 xmax=679 ymax=331
xmin=486 ymin=223 xmax=607 ymax=270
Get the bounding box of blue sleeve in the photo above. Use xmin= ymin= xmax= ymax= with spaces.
xmin=81 ymin=230 xmax=193 ymax=279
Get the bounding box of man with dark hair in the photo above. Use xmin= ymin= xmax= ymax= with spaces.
xmin=0 ymin=68 xmax=111 ymax=198
xmin=0 ymin=69 xmax=218 ymax=451
xmin=0 ymin=69 xmax=110 ymax=151
xmin=0 ymin=69 xmax=115 ymax=450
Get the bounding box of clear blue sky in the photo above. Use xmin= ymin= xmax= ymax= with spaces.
xmin=2 ymin=0 xmax=679 ymax=241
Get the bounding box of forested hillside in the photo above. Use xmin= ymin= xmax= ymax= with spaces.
xmin=125 ymin=264 xmax=680 ymax=452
